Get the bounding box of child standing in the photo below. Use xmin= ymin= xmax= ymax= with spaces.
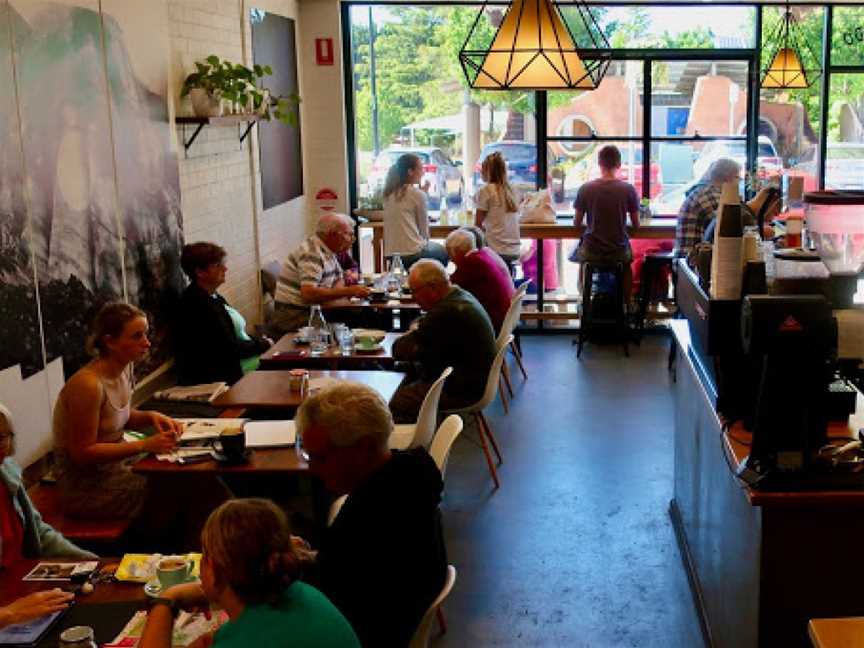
xmin=474 ymin=152 xmax=521 ymax=271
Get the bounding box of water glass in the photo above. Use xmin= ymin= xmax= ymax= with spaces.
xmin=338 ymin=329 xmax=355 ymax=355
xmin=310 ymin=329 xmax=329 ymax=355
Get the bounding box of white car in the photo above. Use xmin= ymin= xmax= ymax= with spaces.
xmin=366 ymin=147 xmax=464 ymax=210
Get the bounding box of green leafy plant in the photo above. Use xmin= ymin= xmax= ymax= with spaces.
xmin=181 ymin=55 xmax=300 ymax=127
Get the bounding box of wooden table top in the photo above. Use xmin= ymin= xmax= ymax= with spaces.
xmin=323 ymin=296 xmax=421 ymax=311
xmin=212 ymin=369 xmax=406 ymax=410
xmin=134 ymin=445 xmax=308 ymax=475
xmin=359 ymin=215 xmax=676 ymax=240
xmin=0 ymin=559 xmax=144 ymax=608
xmin=259 ymin=332 xmax=400 ymax=369
xmin=809 ymin=617 xmax=864 ymax=648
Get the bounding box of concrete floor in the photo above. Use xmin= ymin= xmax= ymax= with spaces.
xmin=437 ymin=334 xmax=704 ymax=648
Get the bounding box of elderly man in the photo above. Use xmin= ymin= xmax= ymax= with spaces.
xmin=676 ymin=158 xmax=780 ymax=258
xmin=296 ymin=381 xmax=447 ymax=648
xmin=273 ymin=213 xmax=370 ymax=332
xmin=390 ymin=259 xmax=496 ymax=423
xmin=446 ymin=228 xmax=515 ymax=333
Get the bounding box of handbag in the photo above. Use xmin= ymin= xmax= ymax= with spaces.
xmin=519 ymin=190 xmax=556 ymax=224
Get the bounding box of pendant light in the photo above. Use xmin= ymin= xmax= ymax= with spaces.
xmin=760 ymin=3 xmax=821 ymax=89
xmin=459 ymin=0 xmax=610 ymax=91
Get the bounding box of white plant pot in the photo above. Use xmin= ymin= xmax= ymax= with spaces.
xmin=189 ymin=88 xmax=222 ymax=117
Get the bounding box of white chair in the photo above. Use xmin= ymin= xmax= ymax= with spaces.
xmin=389 ymin=367 xmax=453 ymax=451
xmin=327 ymin=494 xmax=348 ymax=527
xmin=497 ymin=284 xmax=529 ymax=409
xmin=441 ymin=335 xmax=512 ymax=489
xmin=428 ymin=415 xmax=463 ymax=477
xmin=408 ymin=565 xmax=457 ymax=648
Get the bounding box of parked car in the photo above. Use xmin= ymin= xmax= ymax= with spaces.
xmin=790 ymin=142 xmax=864 ymax=193
xmin=366 ymin=147 xmax=463 ymax=210
xmin=473 ymin=141 xmax=566 ymax=203
xmin=587 ymin=146 xmax=662 ymax=199
xmin=691 ymin=135 xmax=782 ymax=182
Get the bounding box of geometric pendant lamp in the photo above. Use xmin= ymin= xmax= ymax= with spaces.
xmin=459 ymin=0 xmax=610 ymax=90
xmin=761 ymin=3 xmax=822 ymax=89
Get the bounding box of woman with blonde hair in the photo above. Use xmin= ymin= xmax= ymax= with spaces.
xmin=475 ymin=151 xmax=521 ymax=269
xmin=139 ymin=499 xmax=359 ymax=648
xmin=382 ymin=153 xmax=448 ymax=269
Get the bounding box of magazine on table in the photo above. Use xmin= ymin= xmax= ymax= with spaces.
xmin=175 ymin=418 xmax=248 ymax=443
xmin=22 ymin=561 xmax=98 ymax=581
xmin=153 ymin=383 xmax=228 ymax=403
xmin=104 ymin=609 xmax=228 ymax=648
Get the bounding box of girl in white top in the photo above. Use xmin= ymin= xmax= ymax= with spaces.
xmin=382 ymin=153 xmax=448 ymax=266
xmin=474 ymin=152 xmax=521 ymax=264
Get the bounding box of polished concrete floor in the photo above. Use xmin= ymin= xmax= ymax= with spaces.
xmin=437 ymin=334 xmax=704 ymax=648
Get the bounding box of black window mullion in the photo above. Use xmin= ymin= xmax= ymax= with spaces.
xmin=746 ymin=7 xmax=761 ymax=200
xmin=642 ymin=59 xmax=651 ymax=201
xmin=818 ymin=6 xmax=833 ymax=190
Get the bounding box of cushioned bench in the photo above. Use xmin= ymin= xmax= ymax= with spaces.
xmin=28 ymin=483 xmax=131 ymax=546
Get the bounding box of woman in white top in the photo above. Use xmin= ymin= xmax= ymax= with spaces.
xmin=382 ymin=154 xmax=448 ymax=268
xmin=474 ymin=152 xmax=521 ymax=272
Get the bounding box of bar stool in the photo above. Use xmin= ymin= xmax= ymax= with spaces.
xmin=576 ymin=261 xmax=629 ymax=358
xmin=635 ymin=250 xmax=676 ymax=338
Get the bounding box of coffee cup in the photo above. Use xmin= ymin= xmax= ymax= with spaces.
xmin=156 ymin=556 xmax=191 ymax=589
xmin=219 ymin=426 xmax=246 ymax=459
xmin=297 ymin=326 xmax=315 ymax=343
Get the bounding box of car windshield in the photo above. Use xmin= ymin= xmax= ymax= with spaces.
xmin=485 ymin=144 xmax=535 ymax=161
xmin=617 ymin=148 xmax=642 ymax=164
xmin=712 ymin=141 xmax=775 ymax=158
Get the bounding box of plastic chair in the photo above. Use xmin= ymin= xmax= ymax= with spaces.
xmin=389 ymin=367 xmax=453 ymax=451
xmin=496 ymin=284 xmax=529 ymax=409
xmin=428 ymin=415 xmax=463 ymax=477
xmin=408 ymin=565 xmax=457 ymax=648
xmin=441 ymin=335 xmax=512 ymax=489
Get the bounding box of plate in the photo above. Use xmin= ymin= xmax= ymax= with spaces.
xmin=355 ymin=344 xmax=384 ymax=354
xmin=353 ymin=329 xmax=387 ymax=343
xmin=144 ymin=576 xmax=198 ymax=597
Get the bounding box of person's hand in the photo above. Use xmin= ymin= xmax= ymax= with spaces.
xmin=150 ymin=412 xmax=183 ymax=438
xmin=420 ymin=180 xmax=431 ymax=193
xmin=162 ymin=582 xmax=208 ymax=609
xmin=344 ymin=269 xmax=359 ymax=285
xmin=142 ymin=431 xmax=178 ymax=455
xmin=348 ymin=285 xmax=371 ymax=298
xmin=0 ymin=589 xmax=73 ymax=628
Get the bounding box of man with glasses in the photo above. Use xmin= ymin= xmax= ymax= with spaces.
xmin=274 ymin=213 xmax=370 ymax=333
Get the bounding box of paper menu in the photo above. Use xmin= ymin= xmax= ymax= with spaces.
xmin=105 ymin=609 xmax=228 ymax=647
xmin=177 ymin=418 xmax=247 ymax=443
xmin=244 ymin=420 xmax=296 ymax=447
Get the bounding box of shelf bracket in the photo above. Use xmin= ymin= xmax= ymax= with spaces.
xmin=183 ymin=123 xmax=205 ymax=151
xmin=239 ymin=121 xmax=257 ymax=144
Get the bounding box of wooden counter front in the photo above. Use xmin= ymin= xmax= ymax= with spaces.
xmin=670 ymin=321 xmax=864 ymax=648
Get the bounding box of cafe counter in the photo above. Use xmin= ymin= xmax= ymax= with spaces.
xmin=669 ymin=320 xmax=864 ymax=647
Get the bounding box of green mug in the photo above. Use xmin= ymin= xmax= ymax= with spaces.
xmin=156 ymin=556 xmax=191 ymax=589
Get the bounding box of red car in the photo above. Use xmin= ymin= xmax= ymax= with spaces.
xmin=588 ymin=147 xmax=662 ymax=199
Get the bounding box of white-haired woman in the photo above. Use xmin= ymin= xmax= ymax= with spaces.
xmin=675 ymin=157 xmax=779 ymax=257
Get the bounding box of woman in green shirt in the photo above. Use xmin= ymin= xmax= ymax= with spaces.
xmin=139 ymin=499 xmax=360 ymax=648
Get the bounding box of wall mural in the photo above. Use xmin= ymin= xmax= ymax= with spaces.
xmin=0 ymin=0 xmax=182 ymax=383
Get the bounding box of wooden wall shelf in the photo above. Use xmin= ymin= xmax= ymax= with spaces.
xmin=175 ymin=114 xmax=260 ymax=151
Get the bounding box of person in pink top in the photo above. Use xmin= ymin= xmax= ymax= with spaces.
xmin=445 ymin=228 xmax=515 ymax=333
xmin=520 ymin=239 xmax=559 ymax=293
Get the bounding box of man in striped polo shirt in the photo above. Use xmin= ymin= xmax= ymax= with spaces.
xmin=273 ymin=213 xmax=370 ymax=333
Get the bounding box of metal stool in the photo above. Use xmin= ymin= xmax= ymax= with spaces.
xmin=636 ymin=251 xmax=676 ymax=338
xmin=576 ymin=261 xmax=629 ymax=358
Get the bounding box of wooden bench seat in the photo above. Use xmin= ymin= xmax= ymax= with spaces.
xmin=28 ymin=483 xmax=131 ymax=545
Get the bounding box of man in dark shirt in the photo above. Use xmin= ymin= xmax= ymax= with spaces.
xmin=390 ymin=259 xmax=497 ymax=423
xmin=296 ymin=381 xmax=447 ymax=647
xmin=572 ymin=144 xmax=641 ymax=299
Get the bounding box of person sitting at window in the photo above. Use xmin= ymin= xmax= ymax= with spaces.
xmin=53 ymin=303 xmax=228 ymax=549
xmin=675 ymin=158 xmax=779 ymax=258
xmin=294 ymin=382 xmax=447 ymax=648
xmin=571 ymin=144 xmax=640 ymax=301
xmin=176 ymin=242 xmax=273 ymax=386
xmin=139 ymin=498 xmax=359 ymax=648
xmin=274 ymin=213 xmax=370 ymax=333
xmin=474 ymin=151 xmax=521 ymax=269
xmin=390 ymin=260 xmax=496 ymax=423
xmin=1 ymin=404 xmax=95 ymax=570
xmin=383 ymin=154 xmax=448 ymax=269
xmin=446 ymin=228 xmax=515 ymax=333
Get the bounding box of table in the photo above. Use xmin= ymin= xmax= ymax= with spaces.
xmin=322 ymin=297 xmax=422 ymax=331
xmin=259 ymin=332 xmax=400 ymax=370
xmin=211 ymin=369 xmax=406 ymax=410
xmin=669 ymin=320 xmax=864 ymax=647
xmin=809 ymin=618 xmax=864 ymax=648
xmin=0 ymin=559 xmax=144 ymax=607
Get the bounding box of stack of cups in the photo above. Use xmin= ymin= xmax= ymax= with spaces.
xmin=710 ymin=181 xmax=745 ymax=300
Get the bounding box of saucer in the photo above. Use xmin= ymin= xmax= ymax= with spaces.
xmin=144 ymin=577 xmax=198 ymax=597
xmin=355 ymin=344 xmax=384 ymax=354
xmin=211 ymin=449 xmax=252 ymax=465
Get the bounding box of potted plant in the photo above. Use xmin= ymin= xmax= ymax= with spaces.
xmin=181 ymin=55 xmax=300 ymax=127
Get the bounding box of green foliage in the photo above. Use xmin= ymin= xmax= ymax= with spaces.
xmin=181 ymin=55 xmax=299 ymax=127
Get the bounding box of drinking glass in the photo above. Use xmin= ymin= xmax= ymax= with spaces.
xmin=310 ymin=329 xmax=329 ymax=355
xmin=338 ymin=329 xmax=355 ymax=355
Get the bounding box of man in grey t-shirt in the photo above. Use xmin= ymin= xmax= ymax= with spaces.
xmin=572 ymin=145 xmax=640 ymax=299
